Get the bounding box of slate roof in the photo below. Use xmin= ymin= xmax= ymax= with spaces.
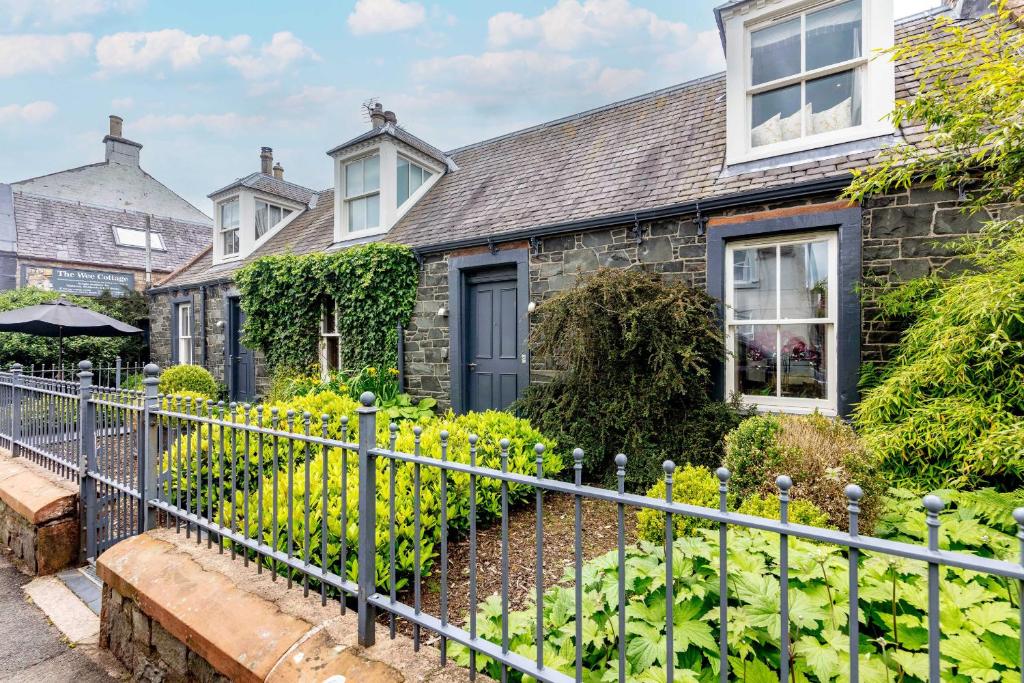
xmin=158 ymin=6 xmax=1002 ymax=288
xmin=13 ymin=192 xmax=213 ymax=273
xmin=208 ymin=172 xmax=317 ymax=206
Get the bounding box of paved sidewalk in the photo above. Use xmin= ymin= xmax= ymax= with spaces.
xmin=0 ymin=553 xmax=123 ymax=682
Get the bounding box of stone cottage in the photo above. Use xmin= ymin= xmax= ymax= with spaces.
xmin=148 ymin=0 xmax=1016 ymax=415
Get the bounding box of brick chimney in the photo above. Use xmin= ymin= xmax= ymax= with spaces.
xmin=260 ymin=147 xmax=273 ymax=175
xmin=369 ymin=103 xmax=386 ymax=129
xmin=103 ymin=114 xmax=142 ymax=166
xmin=273 ymin=162 xmax=284 ymax=180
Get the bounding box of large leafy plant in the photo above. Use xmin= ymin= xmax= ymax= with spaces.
xmin=455 ymin=489 xmax=1023 ymax=682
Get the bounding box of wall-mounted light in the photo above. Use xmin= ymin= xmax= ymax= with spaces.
xmin=214 ymin=320 xmax=225 ymax=332
xmin=527 ymin=301 xmax=537 ymax=314
xmin=437 ymin=306 xmax=448 ymax=317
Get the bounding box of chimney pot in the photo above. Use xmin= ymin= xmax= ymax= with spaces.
xmin=109 ymin=115 xmax=124 ymax=138
xmin=273 ymin=162 xmax=284 ymax=180
xmin=260 ymin=146 xmax=273 ymax=175
xmin=369 ymin=102 xmax=386 ymax=129
xmin=384 ymin=110 xmax=397 ymax=125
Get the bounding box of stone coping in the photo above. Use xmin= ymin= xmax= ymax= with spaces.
xmin=97 ymin=528 xmax=482 ymax=683
xmin=0 ymin=452 xmax=77 ymax=525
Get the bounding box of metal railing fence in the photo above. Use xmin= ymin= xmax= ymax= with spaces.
xmin=2 ymin=361 xmax=1024 ymax=683
xmin=21 ymin=358 xmax=145 ymax=388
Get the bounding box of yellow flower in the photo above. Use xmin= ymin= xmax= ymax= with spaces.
xmin=389 ymin=368 xmax=399 ymax=376
xmin=368 ymin=367 xmax=377 ymax=376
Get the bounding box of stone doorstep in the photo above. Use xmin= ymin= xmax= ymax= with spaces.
xmin=97 ymin=528 xmax=482 ymax=683
xmin=0 ymin=451 xmax=78 ymax=525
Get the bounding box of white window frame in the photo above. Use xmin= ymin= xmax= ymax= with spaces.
xmin=724 ymin=230 xmax=838 ymax=415
xmin=320 ymin=302 xmax=342 ymax=376
xmin=397 ymin=155 xmax=433 ymax=208
xmin=112 ymin=226 xmax=166 ymax=251
xmin=723 ymin=0 xmax=894 ymax=165
xmin=254 ymin=199 xmax=294 ymax=241
xmin=218 ymin=198 xmax=240 ymax=259
xmin=344 ymin=153 xmax=381 ymax=234
xmin=176 ymin=303 xmax=194 ymax=365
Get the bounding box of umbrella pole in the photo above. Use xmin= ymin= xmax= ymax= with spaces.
xmin=58 ymin=327 xmax=63 ymax=381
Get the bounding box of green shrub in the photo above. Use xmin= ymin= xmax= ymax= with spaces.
xmin=517 ymin=268 xmax=736 ymax=490
xmin=161 ymin=395 xmax=561 ymax=591
xmin=723 ymin=414 xmax=883 ymax=533
xmin=635 ymin=465 xmax=831 ymax=543
xmin=635 ymin=465 xmax=721 ymax=541
xmin=456 ymin=489 xmax=1023 ymax=682
xmin=158 ymin=364 xmax=218 ymax=399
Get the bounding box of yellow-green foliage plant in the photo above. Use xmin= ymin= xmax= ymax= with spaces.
xmin=635 ymin=464 xmax=831 ymax=543
xmin=159 ymin=394 xmax=562 ymax=591
xmin=157 ymin=364 xmax=218 ymax=399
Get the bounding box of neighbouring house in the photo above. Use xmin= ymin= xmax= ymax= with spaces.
xmin=0 ymin=116 xmax=212 ymax=299
xmin=148 ymin=0 xmax=1020 ymax=413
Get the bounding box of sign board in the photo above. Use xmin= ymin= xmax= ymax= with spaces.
xmin=21 ymin=265 xmax=135 ymax=297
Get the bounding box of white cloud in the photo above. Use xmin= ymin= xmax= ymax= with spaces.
xmin=95 ymin=29 xmax=250 ymax=74
xmin=226 ymin=32 xmax=318 ymax=80
xmin=0 ymin=33 xmax=92 ymax=77
xmin=487 ymin=0 xmax=688 ymax=52
xmin=133 ymin=112 xmax=265 ymax=134
xmin=0 ymin=0 xmax=140 ymax=29
xmin=348 ymin=0 xmax=426 ymax=35
xmin=0 ymin=100 xmax=57 ymax=124
xmin=111 ymin=96 xmax=134 ymax=109
xmin=659 ymin=29 xmax=725 ymax=75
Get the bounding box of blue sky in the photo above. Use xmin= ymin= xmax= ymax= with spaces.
xmin=0 ymin=0 xmax=942 ymax=214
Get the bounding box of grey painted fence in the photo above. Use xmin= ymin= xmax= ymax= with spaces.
xmin=0 ymin=360 xmax=1023 ymax=683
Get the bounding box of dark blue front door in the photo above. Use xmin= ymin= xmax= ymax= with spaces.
xmin=228 ymin=298 xmax=256 ymax=403
xmin=466 ymin=269 xmax=520 ymax=412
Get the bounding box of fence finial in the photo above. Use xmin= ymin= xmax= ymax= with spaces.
xmin=78 ymin=360 xmax=92 ymax=373
xmin=143 ymin=362 xmax=159 ymax=379
xmin=716 ymin=467 xmax=731 ymax=485
xmin=359 ymin=391 xmax=375 ymax=407
xmin=846 ymin=484 xmax=864 ymax=536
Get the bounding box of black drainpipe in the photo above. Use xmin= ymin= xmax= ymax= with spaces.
xmin=200 ymin=285 xmax=208 ymax=367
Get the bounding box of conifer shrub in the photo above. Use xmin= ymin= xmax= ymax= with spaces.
xmin=517 ymin=268 xmax=743 ymax=490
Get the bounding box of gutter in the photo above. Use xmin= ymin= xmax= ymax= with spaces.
xmin=147 ymin=175 xmax=854 ymax=291
xmin=410 ymin=174 xmax=853 ymax=256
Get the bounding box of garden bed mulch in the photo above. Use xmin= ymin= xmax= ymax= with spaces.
xmin=391 ymin=492 xmax=638 ymax=643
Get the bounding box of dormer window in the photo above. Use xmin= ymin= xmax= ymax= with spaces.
xmin=345 ymin=154 xmax=380 ymax=232
xmin=397 ymin=157 xmax=432 ymax=207
xmin=722 ymin=0 xmax=893 ymax=165
xmin=220 ymin=199 xmax=240 ymax=256
xmin=255 ymin=199 xmax=293 ymax=240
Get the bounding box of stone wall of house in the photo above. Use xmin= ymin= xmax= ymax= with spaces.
xmin=400 ymin=189 xmax=1003 ymax=408
xmin=858 ymin=187 xmax=1020 ymax=365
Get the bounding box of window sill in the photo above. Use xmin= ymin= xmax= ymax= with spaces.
xmin=725 ymin=122 xmax=893 ymax=168
xmin=745 ymin=400 xmax=837 ymax=418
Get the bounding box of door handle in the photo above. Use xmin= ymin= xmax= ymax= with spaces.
xmin=467 ymin=362 xmax=477 ymax=372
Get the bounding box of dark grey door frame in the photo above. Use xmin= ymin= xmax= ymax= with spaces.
xmin=705 ymin=206 xmax=862 ymax=418
xmin=448 ymin=248 xmax=530 ymax=414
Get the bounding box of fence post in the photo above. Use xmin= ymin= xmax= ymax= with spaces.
xmin=79 ymin=361 xmax=97 ymax=560
xmin=115 ymin=357 xmax=122 ymax=390
xmin=140 ymin=363 xmax=160 ymax=532
xmin=10 ymin=363 xmax=21 ymax=454
xmin=356 ymin=391 xmax=378 ymax=647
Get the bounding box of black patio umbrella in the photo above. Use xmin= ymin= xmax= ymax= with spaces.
xmin=0 ymin=296 xmax=142 ymax=371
